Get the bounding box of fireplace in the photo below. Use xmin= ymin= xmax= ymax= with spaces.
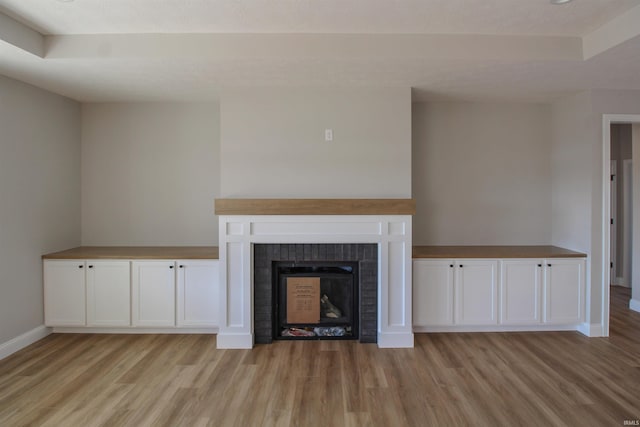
xmin=215 ymin=198 xmax=415 ymax=349
xmin=254 ymin=244 xmax=378 ymax=343
xmin=275 ymin=261 xmax=358 ymax=340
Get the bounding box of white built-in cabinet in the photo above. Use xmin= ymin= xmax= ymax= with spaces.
xmin=44 ymin=260 xmax=86 ymax=326
xmin=455 ymin=260 xmax=498 ymax=325
xmin=413 ymin=257 xmax=585 ymax=331
xmin=500 ymin=259 xmax=542 ymax=325
xmin=44 ymin=260 xmax=130 ymax=327
xmin=87 ymin=261 xmax=131 ymax=327
xmin=543 ymin=259 xmax=584 ymax=324
xmin=413 ymin=260 xmax=454 ymax=326
xmin=412 ymin=259 xmax=498 ymax=327
xmin=132 ymin=261 xmax=176 ymax=327
xmin=131 ymin=260 xmax=220 ymax=327
xmin=44 ymin=259 xmax=219 ymax=330
xmin=177 ymin=260 xmax=219 ymax=327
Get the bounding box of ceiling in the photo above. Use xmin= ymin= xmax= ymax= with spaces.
xmin=0 ymin=0 xmax=639 ymax=103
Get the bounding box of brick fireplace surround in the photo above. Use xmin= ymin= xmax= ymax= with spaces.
xmin=215 ymin=199 xmax=415 ymax=349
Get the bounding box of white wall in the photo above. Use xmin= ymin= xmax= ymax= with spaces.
xmin=0 ymin=75 xmax=80 ymax=344
xmin=412 ymin=101 xmax=552 ymax=245
xmin=219 ymin=87 xmax=412 ymax=198
xmin=81 ymin=103 xmax=220 ymax=245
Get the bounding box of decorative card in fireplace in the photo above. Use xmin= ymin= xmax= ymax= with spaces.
xmin=275 ymin=262 xmax=359 ymax=340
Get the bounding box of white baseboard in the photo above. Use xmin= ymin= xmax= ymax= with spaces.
xmin=52 ymin=327 xmax=218 ymax=334
xmin=216 ymin=332 xmax=254 ymax=349
xmin=613 ymin=277 xmax=629 ymax=287
xmin=377 ymin=332 xmax=414 ymax=348
xmin=0 ymin=325 xmax=51 ymax=361
xmin=577 ymin=322 xmax=604 ymax=337
xmin=413 ymin=325 xmax=578 ymax=333
xmin=630 ymin=299 xmax=640 ymax=313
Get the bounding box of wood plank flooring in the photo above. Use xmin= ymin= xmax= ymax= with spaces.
xmin=1 ymin=286 xmax=639 ymax=426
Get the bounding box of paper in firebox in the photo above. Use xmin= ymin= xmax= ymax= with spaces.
xmin=286 ymin=277 xmax=320 ymax=324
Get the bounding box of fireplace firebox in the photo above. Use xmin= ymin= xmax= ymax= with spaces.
xmin=253 ymin=243 xmax=378 ymax=344
xmin=274 ymin=262 xmax=359 ymax=340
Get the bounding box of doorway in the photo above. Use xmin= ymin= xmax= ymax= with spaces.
xmin=610 ymin=125 xmax=633 ymax=288
xmin=603 ymin=115 xmax=639 ymax=336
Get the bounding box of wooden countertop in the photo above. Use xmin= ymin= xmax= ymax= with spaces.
xmin=412 ymin=245 xmax=586 ymax=259
xmin=42 ymin=245 xmax=586 ymax=260
xmin=42 ymin=246 xmax=219 ymax=260
xmin=214 ymin=198 xmax=416 ymax=215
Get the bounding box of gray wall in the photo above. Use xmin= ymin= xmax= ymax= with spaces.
xmin=551 ymin=89 xmax=640 ymax=328
xmin=0 ymin=75 xmax=80 ymax=344
xmin=219 ymin=87 xmax=412 ymax=198
xmin=550 ymin=91 xmax=594 ymax=254
xmin=412 ymin=101 xmax=552 ymax=245
xmin=81 ymin=103 xmax=220 ymax=245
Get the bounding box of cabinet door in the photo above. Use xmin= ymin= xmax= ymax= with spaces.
xmin=544 ymin=259 xmax=584 ymax=324
xmin=455 ymin=260 xmax=498 ymax=325
xmin=132 ymin=261 xmax=176 ymax=327
xmin=44 ymin=260 xmax=86 ymax=326
xmin=413 ymin=260 xmax=454 ymax=326
xmin=500 ymin=259 xmax=542 ymax=325
xmin=86 ymin=261 xmax=131 ymax=327
xmin=176 ymin=260 xmax=219 ymax=327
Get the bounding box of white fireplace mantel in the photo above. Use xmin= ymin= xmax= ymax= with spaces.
xmin=215 ymin=199 xmax=415 ymax=349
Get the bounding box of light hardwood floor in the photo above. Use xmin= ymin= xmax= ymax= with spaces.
xmin=2 ymin=287 xmax=639 ymax=427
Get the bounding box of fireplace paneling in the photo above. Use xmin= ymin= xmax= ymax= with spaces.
xmin=216 ymin=212 xmax=414 ymax=349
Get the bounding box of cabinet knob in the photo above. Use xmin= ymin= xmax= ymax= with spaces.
xmin=547 ymin=263 xmax=552 ymax=267
xmin=179 ymin=265 xmax=184 ymax=268
xmin=169 ymin=265 xmax=174 ymax=269
xmin=537 ymin=264 xmax=542 ymax=267
xmin=88 ymin=265 xmax=93 ymax=269
xmin=449 ymin=264 xmax=453 ymax=268
xmin=78 ymin=265 xmax=83 ymax=269
xmin=459 ymin=264 xmax=464 ymax=268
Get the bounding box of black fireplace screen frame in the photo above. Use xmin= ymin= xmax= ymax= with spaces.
xmin=273 ymin=261 xmax=359 ymax=340
xmin=253 ymin=243 xmax=378 ymax=344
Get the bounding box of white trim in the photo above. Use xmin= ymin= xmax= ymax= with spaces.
xmin=577 ymin=322 xmax=603 ymax=337
xmin=602 ymin=114 xmax=640 ymax=338
xmin=217 ymin=214 xmax=414 ymax=349
xmin=613 ymin=277 xmax=628 ymax=287
xmin=630 ymin=299 xmax=640 ymax=313
xmin=377 ymin=332 xmax=414 ymax=348
xmin=52 ymin=327 xmax=218 ymax=334
xmin=414 ymin=325 xmax=579 ymax=333
xmin=622 ymin=159 xmax=633 ymax=289
xmin=216 ymin=332 xmax=254 ymax=349
xmin=0 ymin=325 xmax=51 ymax=360
xmin=610 ymin=160 xmax=617 ymax=285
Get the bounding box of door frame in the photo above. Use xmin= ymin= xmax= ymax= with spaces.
xmin=602 ymin=114 xmax=640 ymax=336
xmin=610 ymin=160 xmax=617 ymax=286
xmin=622 ymin=159 xmax=633 ymax=288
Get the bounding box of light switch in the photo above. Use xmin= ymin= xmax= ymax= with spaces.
xmin=324 ymin=129 xmax=333 ymax=141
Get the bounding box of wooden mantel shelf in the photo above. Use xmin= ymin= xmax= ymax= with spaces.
xmin=214 ymin=198 xmax=416 ymax=215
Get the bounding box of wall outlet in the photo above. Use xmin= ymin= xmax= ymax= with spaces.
xmin=324 ymin=129 xmax=333 ymax=141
